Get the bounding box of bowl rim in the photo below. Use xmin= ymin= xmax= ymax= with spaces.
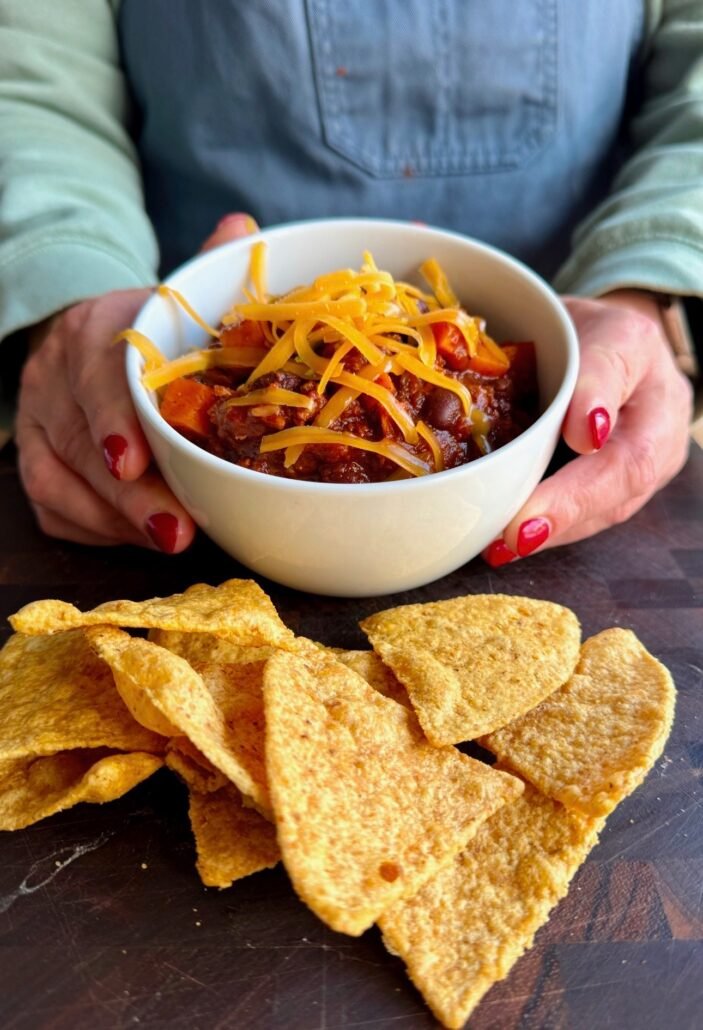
xmin=127 ymin=217 xmax=579 ymax=496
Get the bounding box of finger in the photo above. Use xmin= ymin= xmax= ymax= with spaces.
xmin=561 ymin=301 xmax=655 ymax=455
xmin=37 ymin=394 xmax=197 ymax=553
xmin=32 ymin=505 xmax=135 ymax=548
xmin=66 ymin=289 xmax=154 ymax=482
xmin=494 ymin=391 xmax=685 ymax=559
xmin=200 ymin=212 xmax=259 ymax=252
xmin=16 ymin=421 xmax=148 ymax=547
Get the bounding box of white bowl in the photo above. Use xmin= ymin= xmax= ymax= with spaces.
xmin=127 ymin=219 xmax=578 ymax=596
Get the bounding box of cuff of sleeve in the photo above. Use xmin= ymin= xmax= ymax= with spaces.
xmin=0 ymin=238 xmax=157 ymax=340
xmin=552 ymin=236 xmax=703 ymax=300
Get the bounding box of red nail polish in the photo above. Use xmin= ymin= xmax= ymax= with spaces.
xmin=517 ymin=518 xmax=550 ymax=558
xmin=484 ymin=539 xmax=518 ymax=568
xmin=589 ymin=407 xmax=610 ymax=450
xmin=146 ymin=513 xmax=179 ymax=554
xmin=103 ymin=435 xmax=128 ymax=479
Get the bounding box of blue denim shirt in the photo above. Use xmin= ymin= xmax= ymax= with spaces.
xmin=119 ymin=1 xmax=644 ymax=279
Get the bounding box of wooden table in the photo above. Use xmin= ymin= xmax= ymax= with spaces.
xmin=0 ymin=441 xmax=701 ymax=1030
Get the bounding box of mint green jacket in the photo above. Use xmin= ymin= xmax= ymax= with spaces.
xmin=0 ymin=0 xmax=702 ymax=342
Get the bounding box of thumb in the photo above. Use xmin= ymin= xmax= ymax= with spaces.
xmin=200 ymin=212 xmax=260 ymax=252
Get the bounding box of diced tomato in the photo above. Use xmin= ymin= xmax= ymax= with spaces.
xmin=219 ymin=320 xmax=266 ymax=348
xmin=160 ymin=377 xmax=217 ymax=439
xmin=432 ymin=321 xmax=511 ymax=376
xmin=431 ymin=322 xmax=470 ymax=371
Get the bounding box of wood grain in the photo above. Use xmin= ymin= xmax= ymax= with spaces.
xmin=0 ymin=442 xmax=701 ymax=1030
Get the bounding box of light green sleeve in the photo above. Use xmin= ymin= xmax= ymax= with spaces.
xmin=0 ymin=0 xmax=157 ymax=340
xmin=554 ymin=0 xmax=703 ymax=298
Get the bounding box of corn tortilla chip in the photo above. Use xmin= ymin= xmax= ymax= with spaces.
xmin=481 ymin=628 xmax=676 ymax=817
xmin=263 ymin=650 xmax=523 ymax=936
xmin=0 ymin=750 xmax=162 ymax=831
xmin=10 ymin=579 xmax=292 ymax=647
xmin=0 ymin=631 xmax=164 ymax=761
xmin=361 ymin=595 xmax=581 ymax=745
xmin=188 ymin=784 xmax=280 ymax=888
xmin=88 ymin=628 xmax=272 ymax=816
xmin=380 ymin=780 xmax=603 ymax=1029
xmin=336 ymin=651 xmax=411 ymax=708
xmin=165 ymin=740 xmax=228 ymax=794
xmin=148 ymin=629 xmax=277 ymax=666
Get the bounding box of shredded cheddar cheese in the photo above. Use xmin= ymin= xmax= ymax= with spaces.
xmin=157 ymin=285 xmax=221 ymax=339
xmin=125 ymin=246 xmax=512 ymax=480
xmin=260 ymin=427 xmax=430 ymax=478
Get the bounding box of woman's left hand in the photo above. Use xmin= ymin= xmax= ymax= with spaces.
xmin=484 ymin=290 xmax=694 ymax=566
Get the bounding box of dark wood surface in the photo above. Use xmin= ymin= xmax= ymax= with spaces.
xmin=0 ymin=441 xmax=701 ymax=1030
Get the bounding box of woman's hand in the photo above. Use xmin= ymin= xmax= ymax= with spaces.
xmin=484 ymin=291 xmax=694 ymax=566
xmin=15 ymin=213 xmax=257 ymax=550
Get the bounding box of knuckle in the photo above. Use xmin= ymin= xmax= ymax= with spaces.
xmin=626 ymin=434 xmax=659 ymax=497
xmin=53 ymin=418 xmax=89 ymax=471
xmin=610 ymin=495 xmax=646 ymax=527
xmin=18 ymin=452 xmax=51 ymax=507
xmin=33 ymin=504 xmax=57 ymax=535
xmin=19 ymin=353 xmax=43 ymax=396
xmin=588 ymin=343 xmax=632 ymax=394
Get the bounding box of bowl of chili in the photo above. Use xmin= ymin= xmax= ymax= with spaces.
xmin=126 ymin=219 xmax=578 ymax=596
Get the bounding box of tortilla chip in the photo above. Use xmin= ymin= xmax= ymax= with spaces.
xmin=10 ymin=579 xmax=292 ymax=647
xmin=336 ymin=650 xmax=411 ymax=708
xmin=481 ymin=628 xmax=676 ymax=817
xmin=165 ymin=740 xmax=228 ymax=794
xmin=188 ymin=784 xmax=280 ymax=888
xmin=263 ymin=650 xmax=523 ymax=936
xmin=0 ymin=750 xmax=162 ymax=831
xmin=148 ymin=629 xmax=277 ymax=666
xmin=0 ymin=631 xmax=164 ymax=761
xmin=88 ymin=628 xmax=272 ymax=816
xmin=360 ymin=595 xmax=581 ymax=745
xmin=380 ymin=781 xmax=603 ymax=1029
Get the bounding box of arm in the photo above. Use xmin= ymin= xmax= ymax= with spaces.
xmin=0 ymin=0 xmax=158 ymax=341
xmin=553 ymin=0 xmax=703 ymax=299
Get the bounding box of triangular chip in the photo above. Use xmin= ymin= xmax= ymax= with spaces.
xmin=165 ymin=740 xmax=228 ymax=794
xmin=10 ymin=579 xmax=292 ymax=647
xmin=380 ymin=781 xmax=603 ymax=1029
xmin=148 ymin=628 xmax=277 ymax=666
xmin=87 ymin=628 xmax=272 ymax=816
xmin=360 ymin=595 xmax=581 ymax=744
xmin=263 ymin=650 xmax=523 ymax=936
xmin=0 ymin=750 xmax=162 ymax=831
xmin=0 ymin=631 xmax=164 ymax=760
xmin=188 ymin=784 xmax=280 ymax=888
xmin=335 ymin=650 xmax=412 ymax=708
xmin=481 ymin=628 xmax=676 ymax=816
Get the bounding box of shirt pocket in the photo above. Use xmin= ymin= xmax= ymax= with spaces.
xmin=306 ymin=0 xmax=558 ymax=178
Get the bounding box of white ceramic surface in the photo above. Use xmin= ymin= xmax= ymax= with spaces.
xmin=127 ymin=219 xmax=579 ymax=596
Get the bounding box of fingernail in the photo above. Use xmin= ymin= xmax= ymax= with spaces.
xmin=146 ymin=513 xmax=179 ymax=553
xmin=103 ymin=434 xmax=128 ymax=479
xmin=588 ymin=407 xmax=610 ymax=451
xmin=517 ymin=517 xmax=551 ymax=558
xmin=216 ymin=212 xmax=259 ymax=234
xmin=484 ymin=539 xmax=518 ymax=568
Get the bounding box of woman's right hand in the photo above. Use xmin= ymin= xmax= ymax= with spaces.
xmin=15 ymin=213 xmax=258 ymax=551
xmin=15 ymin=288 xmax=197 ymax=551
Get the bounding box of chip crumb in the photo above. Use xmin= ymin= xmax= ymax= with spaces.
xmin=140 ymin=863 xmax=148 ymax=870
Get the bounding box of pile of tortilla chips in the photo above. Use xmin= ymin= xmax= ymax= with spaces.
xmin=1 ymin=581 xmax=675 ymax=1028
